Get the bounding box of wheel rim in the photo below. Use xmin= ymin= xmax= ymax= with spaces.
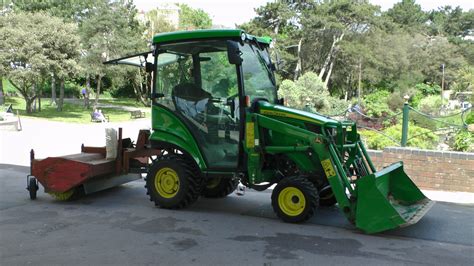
xmin=206 ymin=178 xmax=221 ymax=189
xmin=155 ymin=167 xmax=180 ymax=198
xmin=278 ymin=187 xmax=306 ymax=216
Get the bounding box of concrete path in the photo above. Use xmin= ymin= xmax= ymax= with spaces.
xmin=0 ymin=165 xmax=473 ymax=265
xmin=1 ymin=118 xmax=473 ymax=265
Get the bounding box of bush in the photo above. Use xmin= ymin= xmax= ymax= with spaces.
xmin=418 ymin=95 xmax=443 ymax=115
xmin=453 ymin=130 xmax=474 ymax=152
xmin=362 ymin=90 xmax=392 ymax=117
xmin=359 ymin=123 xmax=438 ymax=150
xmin=279 ymin=72 xmax=347 ymax=115
xmin=465 ymin=111 xmax=474 ymax=124
xmin=414 ymin=83 xmax=441 ymax=96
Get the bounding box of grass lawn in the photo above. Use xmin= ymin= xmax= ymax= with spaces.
xmin=3 ymin=97 xmax=150 ymax=123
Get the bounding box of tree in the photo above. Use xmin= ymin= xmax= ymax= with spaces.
xmin=0 ymin=12 xmax=79 ymax=113
xmin=79 ymin=0 xmax=146 ymax=107
xmin=385 ymin=0 xmax=427 ymax=31
xmin=301 ymin=0 xmax=380 ymax=89
xmin=177 ymin=4 xmax=212 ymax=30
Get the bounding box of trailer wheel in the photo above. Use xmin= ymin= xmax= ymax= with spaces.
xmin=27 ymin=177 xmax=39 ymax=200
xmin=145 ymin=154 xmax=202 ymax=209
xmin=271 ymin=176 xmax=319 ymax=223
xmin=201 ymin=178 xmax=238 ymax=198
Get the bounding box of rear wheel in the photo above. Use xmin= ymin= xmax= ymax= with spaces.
xmin=271 ymin=176 xmax=319 ymax=223
xmin=202 ymin=177 xmax=238 ymax=198
xmin=145 ymin=154 xmax=202 ymax=209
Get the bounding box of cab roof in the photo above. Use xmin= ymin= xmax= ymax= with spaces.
xmin=152 ymin=29 xmax=272 ymax=45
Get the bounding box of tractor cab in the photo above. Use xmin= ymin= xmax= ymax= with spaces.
xmin=144 ymin=30 xmax=278 ymax=173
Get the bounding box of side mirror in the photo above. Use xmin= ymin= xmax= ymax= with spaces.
xmin=227 ymin=41 xmax=242 ymax=65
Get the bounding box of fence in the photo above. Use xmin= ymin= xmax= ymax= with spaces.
xmin=327 ymin=101 xmax=471 ymax=148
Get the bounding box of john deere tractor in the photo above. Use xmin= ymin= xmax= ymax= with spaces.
xmin=105 ymin=29 xmax=433 ymax=234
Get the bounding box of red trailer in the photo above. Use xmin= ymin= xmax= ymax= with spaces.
xmin=26 ymin=128 xmax=161 ymax=200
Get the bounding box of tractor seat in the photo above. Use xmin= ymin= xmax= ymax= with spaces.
xmin=172 ymin=83 xmax=211 ymax=102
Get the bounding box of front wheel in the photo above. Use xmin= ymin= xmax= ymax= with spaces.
xmin=27 ymin=177 xmax=39 ymax=200
xmin=145 ymin=154 xmax=202 ymax=209
xmin=271 ymin=176 xmax=319 ymax=223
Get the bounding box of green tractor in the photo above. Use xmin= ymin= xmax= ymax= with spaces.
xmin=106 ymin=29 xmax=433 ymax=234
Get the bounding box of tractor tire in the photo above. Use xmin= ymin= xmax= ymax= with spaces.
xmin=318 ymin=185 xmax=337 ymax=207
xmin=145 ymin=154 xmax=202 ymax=209
xmin=201 ymin=177 xmax=238 ymax=198
xmin=271 ymin=176 xmax=319 ymax=223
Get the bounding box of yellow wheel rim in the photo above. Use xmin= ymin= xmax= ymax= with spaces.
xmin=278 ymin=187 xmax=306 ymax=216
xmin=206 ymin=178 xmax=221 ymax=189
xmin=155 ymin=167 xmax=180 ymax=198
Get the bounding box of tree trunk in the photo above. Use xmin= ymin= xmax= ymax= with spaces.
xmin=38 ymin=90 xmax=41 ymax=112
xmin=85 ymin=74 xmax=90 ymax=109
xmin=26 ymin=98 xmax=34 ymax=113
xmin=294 ymin=38 xmax=303 ymax=81
xmin=95 ymin=74 xmax=102 ymax=107
xmin=57 ymin=79 xmax=65 ymax=111
xmin=51 ymin=74 xmax=56 ymax=106
xmin=319 ymin=33 xmax=344 ymax=80
xmin=134 ymin=68 xmax=150 ymax=107
xmin=323 ymin=58 xmax=335 ymax=88
xmin=0 ymin=77 xmax=4 ymax=105
xmin=32 ymin=83 xmax=37 ymax=112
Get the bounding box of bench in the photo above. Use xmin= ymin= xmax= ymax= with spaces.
xmin=130 ymin=110 xmax=146 ymax=119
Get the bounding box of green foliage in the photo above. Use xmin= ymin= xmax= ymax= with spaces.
xmin=360 ymin=123 xmax=438 ymax=150
xmin=418 ymin=95 xmax=443 ymax=115
xmin=178 ymin=4 xmax=212 ymax=30
xmin=414 ymin=83 xmax=441 ymax=96
xmin=0 ymin=11 xmax=80 ymax=112
xmin=465 ymin=112 xmax=474 ymax=124
xmin=453 ymin=130 xmax=474 ymax=152
xmin=362 ymin=90 xmax=392 ymax=117
xmin=278 ymin=72 xmax=348 ymax=115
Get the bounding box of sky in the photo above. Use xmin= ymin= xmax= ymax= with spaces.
xmin=133 ymin=0 xmax=474 ymax=27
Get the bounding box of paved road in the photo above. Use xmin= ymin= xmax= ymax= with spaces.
xmin=1 ymin=119 xmax=473 ymax=265
xmin=0 ymin=164 xmax=473 ymax=265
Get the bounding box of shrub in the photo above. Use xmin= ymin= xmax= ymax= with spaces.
xmin=362 ymin=90 xmax=392 ymax=117
xmin=453 ymin=130 xmax=474 ymax=152
xmin=359 ymin=123 xmax=438 ymax=150
xmin=279 ymin=72 xmax=346 ymax=115
xmin=414 ymin=83 xmax=441 ymax=96
xmin=465 ymin=111 xmax=474 ymax=124
xmin=418 ymin=95 xmax=443 ymax=115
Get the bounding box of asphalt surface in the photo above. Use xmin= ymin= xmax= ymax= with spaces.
xmin=1 ymin=118 xmax=473 ymax=265
xmin=0 ymin=164 xmax=473 ymax=265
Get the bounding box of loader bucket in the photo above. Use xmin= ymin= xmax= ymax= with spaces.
xmin=355 ymin=162 xmax=434 ymax=234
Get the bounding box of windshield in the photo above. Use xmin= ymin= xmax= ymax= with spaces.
xmin=240 ymin=43 xmax=277 ymax=103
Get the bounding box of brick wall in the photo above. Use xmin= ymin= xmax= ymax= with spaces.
xmin=367 ymin=147 xmax=474 ymax=193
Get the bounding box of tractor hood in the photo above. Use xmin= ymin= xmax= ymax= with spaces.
xmin=257 ymin=101 xmax=340 ymax=127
